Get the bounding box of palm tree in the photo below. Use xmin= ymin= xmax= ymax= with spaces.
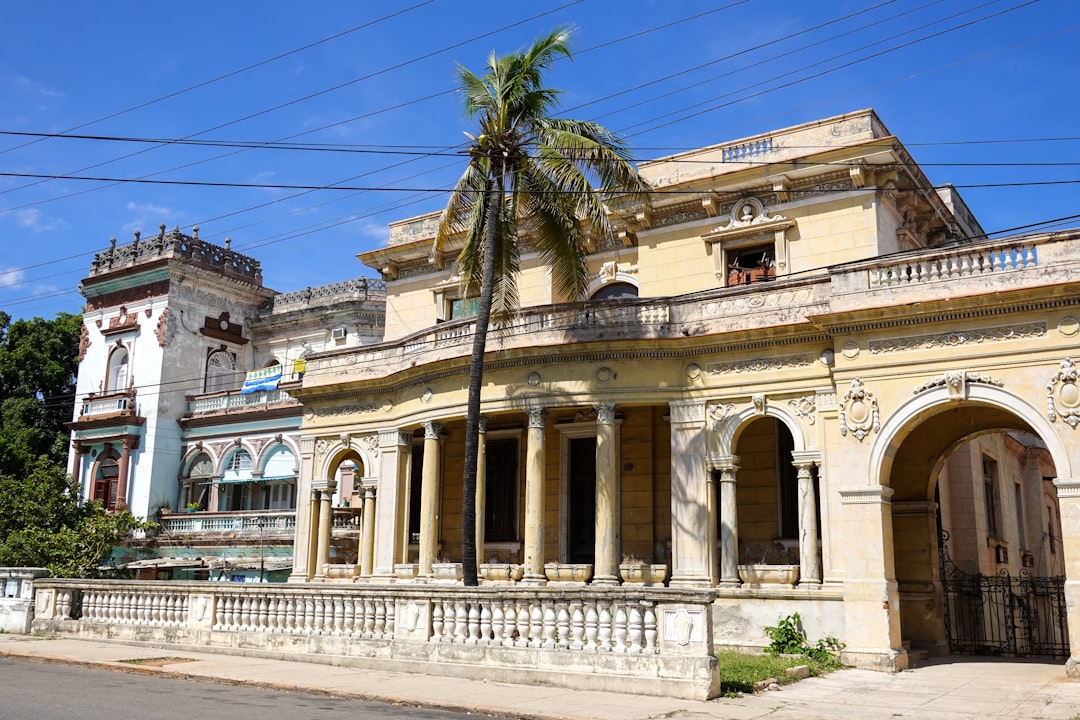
xmin=435 ymin=27 xmax=651 ymax=586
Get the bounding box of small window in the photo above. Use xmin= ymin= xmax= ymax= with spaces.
xmin=449 ymin=296 xmax=479 ymax=320
xmin=485 ymin=437 xmax=520 ymax=542
xmin=106 ymin=348 xmax=129 ymax=393
xmin=983 ymin=457 xmax=1000 ymax=537
xmin=205 ymin=349 xmax=240 ymax=393
xmin=227 ymin=451 xmax=252 ymax=473
xmin=93 ymin=457 xmax=120 ymax=510
xmin=727 ymin=244 xmax=776 ymax=286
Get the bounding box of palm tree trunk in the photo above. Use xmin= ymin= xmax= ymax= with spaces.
xmin=460 ymin=167 xmax=504 ymax=586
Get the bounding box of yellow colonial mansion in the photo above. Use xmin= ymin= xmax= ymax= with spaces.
xmin=38 ymin=109 xmax=1080 ymax=699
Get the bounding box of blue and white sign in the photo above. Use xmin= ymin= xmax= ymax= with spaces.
xmin=239 ymin=364 xmax=282 ymax=394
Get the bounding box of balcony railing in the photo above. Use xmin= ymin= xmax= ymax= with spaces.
xmin=78 ymin=390 xmax=136 ymax=418
xmin=161 ymin=508 xmax=359 ymax=536
xmin=186 ymin=388 xmax=298 ymax=416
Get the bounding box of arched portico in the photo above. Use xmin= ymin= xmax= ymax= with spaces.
xmin=859 ymin=383 xmax=1077 ymax=672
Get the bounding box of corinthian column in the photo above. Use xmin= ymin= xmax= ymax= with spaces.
xmin=359 ymin=482 xmax=377 ymax=578
xmin=716 ymin=457 xmax=741 ymax=585
xmin=418 ymin=421 xmax=443 ymax=578
xmin=521 ymin=407 xmax=547 ymax=584
xmin=792 ymin=451 xmax=822 ymax=585
xmin=593 ymin=403 xmax=618 ymax=585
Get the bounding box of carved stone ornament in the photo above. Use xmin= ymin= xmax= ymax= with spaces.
xmin=574 ymin=408 xmax=599 ymax=423
xmin=526 ymin=371 xmax=541 ymax=387
xmin=596 ymin=366 xmax=615 ymax=384
xmin=595 ymin=402 xmax=616 ymax=425
xmin=361 ymin=434 xmax=380 ymax=456
xmin=686 ymin=363 xmax=702 ymax=383
xmin=420 ymin=388 xmax=433 ymax=404
xmin=1047 ymin=358 xmax=1080 ymax=428
xmin=722 ymin=196 xmax=783 ymax=229
xmin=315 ymin=439 xmax=330 ymax=459
xmin=913 ymin=370 xmax=1003 ymax=400
xmin=78 ymin=324 xmax=91 ymax=361
xmin=155 ymin=308 xmax=169 ymax=348
xmin=789 ymin=395 xmax=816 ymax=425
xmin=707 ymin=402 xmax=735 ymax=430
xmin=839 ymin=379 xmax=880 ymax=441
xmin=752 ymin=394 xmax=766 ymax=416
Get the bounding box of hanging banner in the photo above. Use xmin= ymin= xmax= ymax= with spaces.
xmin=239 ymin=364 xmax=282 ymax=394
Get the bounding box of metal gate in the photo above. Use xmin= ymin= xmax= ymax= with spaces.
xmin=939 ymin=530 xmax=1069 ymax=658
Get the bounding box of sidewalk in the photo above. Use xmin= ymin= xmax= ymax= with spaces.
xmin=2 ymin=633 xmax=1079 ymax=720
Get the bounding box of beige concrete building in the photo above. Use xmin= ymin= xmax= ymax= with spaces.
xmin=283 ymin=109 xmax=1080 ymax=674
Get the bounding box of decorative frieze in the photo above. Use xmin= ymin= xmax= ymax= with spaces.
xmin=839 ymin=379 xmax=879 ymax=442
xmin=320 ymin=400 xmax=393 ymax=417
xmin=706 ymin=354 xmax=810 ymax=376
xmin=816 ymin=390 xmax=838 ymax=411
xmin=1047 ymin=358 xmax=1080 ymax=428
xmin=913 ymin=370 xmax=1003 ymax=400
xmin=378 ymin=430 xmax=412 ymax=448
xmin=869 ymin=323 xmax=1046 ymax=355
xmin=706 ymin=287 xmax=814 ymax=316
xmin=669 ymin=401 xmax=706 ymax=425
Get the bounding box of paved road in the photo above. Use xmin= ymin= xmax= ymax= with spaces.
xmin=0 ymin=658 xmax=500 ymax=720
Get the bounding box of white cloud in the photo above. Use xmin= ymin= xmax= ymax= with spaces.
xmin=0 ymin=266 xmax=25 ymax=288
xmin=13 ymin=74 xmax=62 ymax=100
xmin=122 ymin=202 xmax=180 ymax=234
xmin=15 ymin=208 xmax=68 ymax=233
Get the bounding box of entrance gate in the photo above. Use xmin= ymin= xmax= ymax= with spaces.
xmin=939 ymin=530 xmax=1069 ymax=658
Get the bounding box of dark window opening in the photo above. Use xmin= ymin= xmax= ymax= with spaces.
xmin=485 ymin=438 xmax=519 ymax=542
xmin=727 ymin=244 xmax=776 ymax=286
xmin=590 ymin=282 xmax=638 ymax=301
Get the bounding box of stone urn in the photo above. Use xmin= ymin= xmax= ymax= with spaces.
xmin=432 ymin=562 xmax=464 ymax=583
xmin=544 ymin=562 xmax=593 ymax=584
xmin=394 ymin=563 xmax=419 ymax=581
xmin=478 ymin=563 xmax=524 ymax=583
xmin=619 ymin=563 xmax=668 ymax=587
xmin=737 ymin=564 xmax=800 ymax=587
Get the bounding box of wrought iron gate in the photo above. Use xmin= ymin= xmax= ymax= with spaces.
xmin=939 ymin=530 xmax=1069 ymax=658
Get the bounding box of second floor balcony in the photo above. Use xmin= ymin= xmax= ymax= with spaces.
xmin=160 ymin=507 xmax=361 ymax=541
xmin=185 ymin=387 xmax=300 ymax=419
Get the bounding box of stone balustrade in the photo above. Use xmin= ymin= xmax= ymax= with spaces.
xmin=161 ymin=510 xmax=297 ymax=536
xmin=867 ymin=240 xmax=1039 ymax=288
xmin=79 ymin=391 xmax=136 ymax=418
xmin=31 ymin=579 xmax=719 ymax=699
xmin=186 ymin=388 xmax=297 ymax=416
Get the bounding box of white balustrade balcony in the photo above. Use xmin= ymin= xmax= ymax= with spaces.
xmin=77 ymin=390 xmax=137 ymax=420
xmin=185 ymin=388 xmax=298 ymax=417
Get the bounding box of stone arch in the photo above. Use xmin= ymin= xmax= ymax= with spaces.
xmin=252 ymin=435 xmax=299 ymax=472
xmin=869 ymin=384 xmax=1073 ymax=494
xmin=713 ymin=399 xmax=812 ymax=458
xmin=214 ymin=441 xmax=257 ymax=476
xmin=318 ymin=437 xmax=375 ymax=483
xmin=586 ymin=271 xmax=638 ymax=300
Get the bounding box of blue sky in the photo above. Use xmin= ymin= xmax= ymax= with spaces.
xmin=1 ymin=0 xmax=1077 ymax=320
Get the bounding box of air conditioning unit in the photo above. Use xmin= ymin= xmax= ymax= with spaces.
xmin=331 ymin=327 xmax=347 ymax=341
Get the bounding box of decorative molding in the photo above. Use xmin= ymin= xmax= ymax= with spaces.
xmin=420 ymin=388 xmax=433 ymax=404
xmin=321 ymin=400 xmax=393 ymax=417
xmin=685 ymin=363 xmax=702 ymax=383
xmin=869 ymin=322 xmax=1046 ymax=355
xmin=669 ymin=401 xmax=706 ymax=425
xmin=816 ymin=391 xmax=838 ymax=411
xmin=705 ymin=287 xmax=813 ymax=316
xmin=663 ymin=608 xmax=703 ymax=646
xmin=361 ymin=433 xmax=380 ymax=456
xmin=526 ymin=407 xmax=547 ymax=429
xmin=707 ymin=353 xmax=809 ymax=376
xmin=706 ymin=402 xmax=735 ymax=430
xmin=1058 ymin=317 xmax=1079 ymax=337
xmin=155 ymin=308 xmax=169 ymax=347
xmin=574 ymin=408 xmax=598 ymax=423
xmin=1047 ymin=358 xmax=1080 ymax=428
xmin=596 ymin=366 xmax=615 ymax=384
xmin=315 ymin=439 xmax=330 ymax=459
xmin=788 ymin=395 xmax=816 ymax=425
xmin=526 ymin=371 xmax=541 ymax=387
xmin=598 ymin=260 xmax=637 ymax=283
xmin=1053 ymin=477 xmax=1080 ymax=498
xmin=839 ymin=379 xmax=879 ymax=442
xmin=913 ymin=370 xmax=1003 ymax=400
xmin=99 ymin=306 xmax=141 ymax=337
xmin=78 ymin=324 xmax=91 ymax=361
xmin=838 ymin=485 xmax=894 ymax=505
xmin=841 ymin=341 xmax=860 ymax=359
xmin=595 ymin=403 xmax=616 ymax=425
xmin=422 ymin=421 xmax=444 ymax=440
xmin=378 ymin=430 xmax=412 ymax=448
xmin=752 ymin=394 xmax=766 ymax=415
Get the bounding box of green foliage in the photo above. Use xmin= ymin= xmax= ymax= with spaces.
xmin=763 ymin=613 xmax=845 ymax=664
xmin=0 ymin=310 xmax=147 ymax=576
xmin=716 ymin=650 xmax=841 ymax=696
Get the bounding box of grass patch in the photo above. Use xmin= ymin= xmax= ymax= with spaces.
xmin=717 ymin=650 xmax=842 ymax=697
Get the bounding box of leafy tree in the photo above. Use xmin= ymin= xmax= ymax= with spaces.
xmin=0 ymin=311 xmax=145 ymax=576
xmin=434 ymin=27 xmax=650 ymax=585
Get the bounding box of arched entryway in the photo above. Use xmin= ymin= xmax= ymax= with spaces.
xmin=872 ymin=387 xmax=1072 ymax=662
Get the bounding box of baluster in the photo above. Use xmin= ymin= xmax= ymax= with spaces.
xmin=598 ymin=601 xmax=613 ymax=651
xmin=284 ymin=597 xmax=296 ymax=633
xmin=178 ymin=594 xmax=189 ymax=625
xmin=443 ymin=600 xmax=457 ymax=643
xmin=570 ymin=601 xmax=585 ymax=650
xmin=490 ymin=602 xmax=502 ymax=645
xmin=373 ymin=599 xmax=386 ymax=638
xmin=315 ymin=596 xmax=328 ymax=634
xmin=454 ymin=600 xmax=468 ymax=644
xmin=164 ymin=594 xmax=175 ymax=625
xmin=343 ymin=596 xmax=356 ymax=636
xmin=502 ymin=600 xmax=516 ymax=647
xmin=363 ymin=598 xmax=376 ymax=638
xmin=627 ymin=604 xmax=643 ymax=653
xmin=240 ymin=595 xmax=252 ymax=632
xmin=263 ymin=596 xmax=276 ymax=633
xmin=644 ymin=603 xmax=657 ymax=653
xmin=585 ymin=600 xmax=599 ymax=651
xmin=930 ymin=260 xmax=941 ymax=281
xmin=304 ymin=596 xmax=315 ymax=633
xmin=992 ymin=251 xmax=1004 ymax=272
xmin=470 ymin=602 xmax=483 ymax=645
xmin=542 ymin=601 xmax=556 ymax=649
xmin=79 ymin=590 xmax=92 ymax=622
xmin=556 ymin=605 xmax=570 ymax=649
xmin=516 ymin=603 xmax=530 ymax=648
xmin=1025 ymin=246 xmax=1037 ymax=268
xmin=529 ymin=602 xmax=544 ymax=648
xmin=613 ymin=604 xmax=628 ymax=652
xmin=960 ymin=253 xmax=972 ymax=276
xmin=383 ymin=599 xmax=394 ymax=638
xmin=333 ymin=595 xmax=344 ymax=636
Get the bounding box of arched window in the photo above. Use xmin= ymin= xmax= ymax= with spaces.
xmin=205 ymin=349 xmax=240 ymax=393
xmin=219 ymin=449 xmax=254 ymax=511
xmin=93 ymin=455 xmax=120 ymax=510
xmin=261 ymin=446 xmax=297 ymax=510
xmin=590 ymin=282 xmax=638 ymax=301
xmin=181 ymin=453 xmax=214 ymax=510
xmin=106 ymin=347 xmax=129 ymax=392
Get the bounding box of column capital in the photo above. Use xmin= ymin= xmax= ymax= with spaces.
xmin=526 ymin=406 xmax=547 ymax=429
xmin=477 ymin=415 xmax=488 ymax=434
xmin=379 ymin=429 xmax=412 ymax=449
xmin=1053 ymin=477 xmax=1080 ymax=498
xmin=790 ymin=450 xmax=821 ymax=468
xmin=708 ymin=453 xmax=740 ymax=474
xmin=838 ymin=484 xmax=894 ymax=504
xmin=422 ymin=421 xmax=444 ymax=440
xmin=595 ymin=402 xmax=616 ymax=425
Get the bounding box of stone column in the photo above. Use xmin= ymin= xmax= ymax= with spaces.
xmin=418 ymin=421 xmax=444 ymax=577
xmin=359 ymin=482 xmax=377 ymax=578
xmin=522 ymin=407 xmax=547 ymax=584
xmin=313 ymin=486 xmax=335 ymax=580
xmin=116 ymin=438 xmax=132 ymax=510
xmin=306 ymin=489 xmax=321 ymax=580
xmin=669 ymin=400 xmax=712 ymax=586
xmin=1053 ymin=477 xmax=1080 ymax=679
xmin=716 ymin=457 xmax=741 ymax=585
xmin=288 ymin=437 xmax=317 ymax=582
xmin=792 ymin=451 xmax=822 ymax=585
xmin=70 ymin=442 xmax=83 ymax=487
xmin=839 ymin=484 xmax=906 ymax=671
xmin=594 ymin=403 xmax=619 ymax=585
xmin=474 ymin=415 xmax=488 ymax=569
xmin=373 ymin=430 xmax=412 ymax=579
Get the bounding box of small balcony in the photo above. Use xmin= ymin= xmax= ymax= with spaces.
xmin=160 ymin=507 xmax=360 ymax=540
xmin=72 ymin=389 xmax=139 ymax=426
xmin=184 ymin=388 xmax=300 ymax=419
